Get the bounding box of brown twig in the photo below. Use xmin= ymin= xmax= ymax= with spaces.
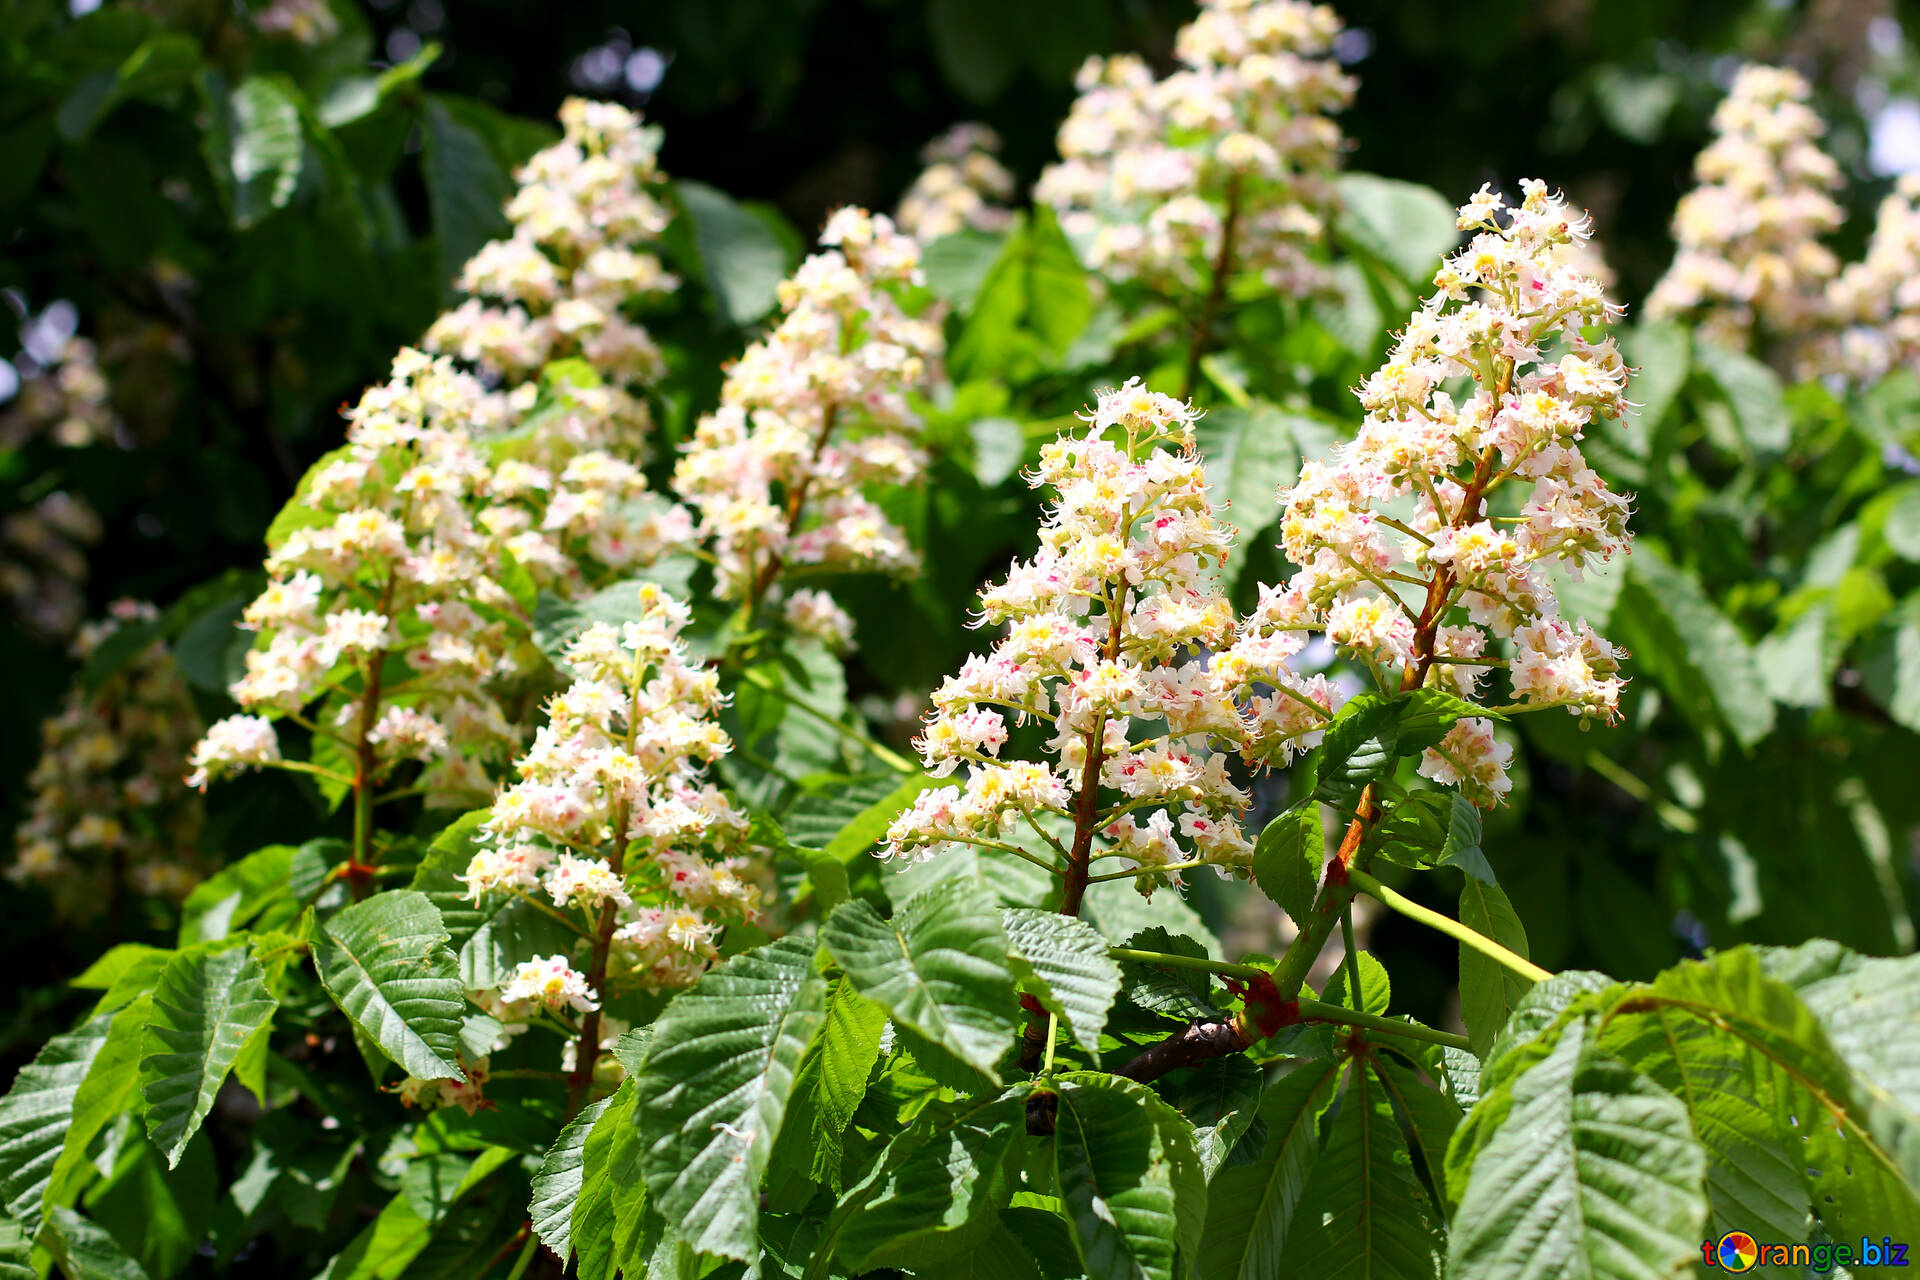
xmin=1180 ymin=173 xmax=1245 ymax=402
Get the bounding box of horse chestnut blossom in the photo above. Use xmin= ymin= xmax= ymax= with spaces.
xmin=468 ymin=584 xmax=760 ymax=1008
xmin=896 ymin=124 xmax=1016 ymax=242
xmin=426 ymin=98 xmax=676 ymax=419
xmin=1034 ymin=0 xmax=1353 ymax=295
xmin=192 ymin=349 xmax=529 ymax=810
xmin=886 ymin=380 xmax=1254 ymax=900
xmin=673 ymin=208 xmax=940 ymax=632
xmin=1817 ymin=174 xmax=1920 ymax=384
xmin=1646 ymin=65 xmax=1842 ymax=355
xmin=1255 ymin=179 xmax=1634 ymax=806
xmin=12 ymin=601 xmax=207 ymax=918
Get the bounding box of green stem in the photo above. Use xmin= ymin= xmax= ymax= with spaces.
xmin=1340 ymin=905 xmax=1363 ymax=999
xmin=509 ymin=890 xmax=596 ymax=940
xmin=737 ymin=666 xmax=916 ymax=773
xmin=1088 ymin=857 xmax=1211 ymax=884
xmin=1296 ymin=998 xmax=1471 ymax=1051
xmin=1041 ymin=1012 xmax=1059 ymax=1074
xmin=504 ymin=1229 xmax=539 ymax=1280
xmin=1348 ymin=869 xmax=1552 ymax=984
xmin=1108 ymin=947 xmax=1267 ymax=981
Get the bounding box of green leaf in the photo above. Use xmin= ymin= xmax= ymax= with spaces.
xmin=315 ymin=1191 xmax=434 ymax=1280
xmin=952 ymin=209 xmax=1093 ymax=380
xmin=923 ymin=228 xmax=1008 ymax=312
xmin=1861 ymin=593 xmax=1920 ymax=732
xmin=0 ymin=1216 xmax=30 ymax=1280
xmin=1457 ymin=880 xmax=1534 ymax=1057
xmin=1615 ymin=545 xmax=1775 ymax=750
xmin=676 ymin=180 xmax=793 ymax=327
xmin=47 ymin=996 xmax=149 ymax=1213
xmin=1619 ymin=321 xmax=1690 ymax=442
xmin=1162 ymin=1052 xmax=1265 ymax=1179
xmin=822 ymin=880 xmax=1020 ymax=1082
xmin=1886 ymin=484 xmax=1920 ymax=563
xmin=421 ymin=95 xmax=517 ymax=302
xmin=1694 ymin=338 xmax=1790 ymax=457
xmin=407 ymin=811 xmax=494 ymax=954
xmin=1052 ymin=1073 xmax=1205 ymax=1280
xmin=1280 ymin=1061 xmax=1446 ymax=1278
xmin=0 ymin=1011 xmax=114 ymax=1233
xmin=809 ymin=981 xmax=888 ymax=1172
xmin=636 ymin=935 xmax=827 ymax=1261
xmin=1376 ymin=1059 xmax=1463 ymax=1219
xmin=530 ymin=1094 xmax=611 ymax=1263
xmin=139 ymin=943 xmax=278 ymax=1166
xmin=1253 ymin=806 xmax=1324 ymax=925
xmin=199 ymin=73 xmax=304 ymax=229
xmin=312 ymin=890 xmax=468 ymax=1082
xmin=836 ymin=1090 xmax=1029 ymax=1269
xmin=72 ymin=945 xmax=168 ymax=1000
xmin=1322 ymin=951 xmax=1391 ymax=1017
xmin=911 ymin=1217 xmax=1047 ymax=1280
xmin=1312 ymin=694 xmax=1406 ymax=809
xmin=180 ymin=844 xmax=297 ymax=944
xmin=1334 ymin=174 xmax=1460 ymax=284
xmin=1116 ymin=927 xmax=1217 ymax=1021
xmin=574 ymin=1082 xmax=648 ymax=1280
xmin=41 ymin=1206 xmax=148 ymax=1280
xmin=1194 ymin=402 xmax=1305 ymax=588
xmin=1597 ymin=948 xmax=1920 ymax=1242
xmin=1449 ymin=1017 xmax=1708 ymax=1279
xmin=1200 ymin=1059 xmax=1342 ymax=1280
xmin=1003 ymin=908 xmax=1122 ymax=1059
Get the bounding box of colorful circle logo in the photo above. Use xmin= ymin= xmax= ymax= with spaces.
xmin=1717 ymin=1232 xmax=1760 ymax=1272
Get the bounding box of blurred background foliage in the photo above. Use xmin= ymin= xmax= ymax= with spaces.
xmin=5 ymin=0 xmax=1920 ymax=1066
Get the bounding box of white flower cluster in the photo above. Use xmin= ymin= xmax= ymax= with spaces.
xmin=10 ymin=601 xmax=206 ymax=918
xmin=1 ymin=335 xmax=115 ymax=450
xmin=1265 ymin=180 xmax=1634 ymax=804
xmin=1034 ymin=0 xmax=1353 ymax=294
xmin=427 ymin=97 xmax=677 ymax=430
xmin=2 ymin=491 xmax=100 ymax=643
xmin=896 ymin=124 xmax=1016 ymax=243
xmin=674 ymin=208 xmax=939 ymax=633
xmin=1819 ymin=175 xmax=1920 ymax=383
xmin=1 ymin=334 xmax=116 ymax=641
xmin=189 ymin=350 xmax=528 ymax=807
xmin=1646 ymin=65 xmax=1842 ymax=353
xmin=463 ymin=584 xmax=759 ymax=1000
xmin=886 ymin=380 xmax=1256 ymax=894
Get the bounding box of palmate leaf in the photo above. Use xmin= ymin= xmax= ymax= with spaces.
xmin=1161 ymin=1052 xmax=1264 ymax=1180
xmin=822 ymin=879 xmax=1020 ymax=1082
xmin=1252 ymin=805 xmax=1323 ymax=926
xmin=1597 ymin=947 xmax=1920 ymax=1241
xmin=1280 ymin=1061 xmax=1446 ymax=1280
xmin=1448 ymin=1017 xmax=1708 ymax=1280
xmin=636 ymin=935 xmax=826 ymax=1261
xmin=140 ymin=942 xmax=279 ymax=1167
xmin=1199 ymin=1058 xmax=1343 ymax=1280
xmin=835 ymin=1089 xmax=1030 ymax=1270
xmin=1051 ymin=1072 xmax=1205 ymax=1280
xmin=0 ymin=1010 xmax=114 ymax=1234
xmin=312 ymin=890 xmax=468 ymax=1082
xmin=1004 ymin=908 xmax=1122 ymax=1060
